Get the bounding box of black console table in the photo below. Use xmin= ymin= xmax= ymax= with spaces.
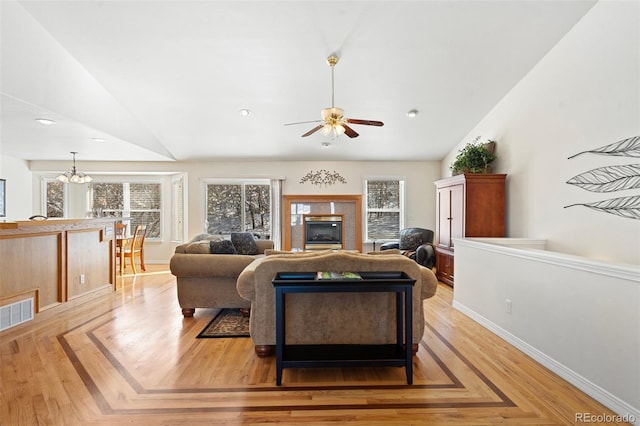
xmin=272 ymin=271 xmax=416 ymax=386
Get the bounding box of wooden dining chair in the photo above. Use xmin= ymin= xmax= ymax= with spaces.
xmin=115 ymin=223 xmax=127 ymax=238
xmin=115 ymin=223 xmax=128 ymax=273
xmin=122 ymin=224 xmax=147 ymax=274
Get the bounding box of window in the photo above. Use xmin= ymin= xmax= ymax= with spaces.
xmin=44 ymin=179 xmax=66 ymax=218
xmin=205 ymin=181 xmax=271 ymax=239
xmin=365 ymin=179 xmax=404 ymax=241
xmin=89 ymin=182 xmax=162 ymax=239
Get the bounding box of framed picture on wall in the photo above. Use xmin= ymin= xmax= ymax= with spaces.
xmin=0 ymin=179 xmax=5 ymax=217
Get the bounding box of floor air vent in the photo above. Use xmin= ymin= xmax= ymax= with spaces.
xmin=0 ymin=298 xmax=34 ymax=332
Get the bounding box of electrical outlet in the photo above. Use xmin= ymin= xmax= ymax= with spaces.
xmin=505 ymin=299 xmax=512 ymax=314
xmin=79 ymin=274 xmax=85 ymax=285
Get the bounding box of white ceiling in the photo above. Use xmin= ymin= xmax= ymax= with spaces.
xmin=0 ymin=0 xmax=597 ymax=163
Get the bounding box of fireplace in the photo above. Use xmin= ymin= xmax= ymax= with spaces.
xmin=303 ymin=214 xmax=344 ymax=250
xmin=283 ymin=195 xmax=362 ymax=252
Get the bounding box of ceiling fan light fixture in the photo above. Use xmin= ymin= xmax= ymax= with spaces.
xmin=321 ymin=123 xmax=345 ymax=139
xmin=57 ymin=151 xmax=93 ymax=184
xmin=321 ymin=107 xmax=344 ymax=121
xmin=285 ymin=54 xmax=383 ymax=139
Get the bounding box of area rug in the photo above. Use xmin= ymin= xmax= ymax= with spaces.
xmin=196 ymin=308 xmax=250 ymax=338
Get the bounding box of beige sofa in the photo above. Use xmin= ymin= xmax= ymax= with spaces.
xmin=236 ymin=250 xmax=438 ymax=357
xmin=170 ymin=237 xmax=274 ymax=317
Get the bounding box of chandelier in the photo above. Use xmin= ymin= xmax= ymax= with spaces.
xmin=57 ymin=151 xmax=93 ymax=183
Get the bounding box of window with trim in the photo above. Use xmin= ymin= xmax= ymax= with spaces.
xmin=43 ymin=179 xmax=66 ymax=218
xmin=365 ymin=179 xmax=404 ymax=241
xmin=89 ymin=182 xmax=162 ymax=239
xmin=205 ymin=181 xmax=271 ymax=239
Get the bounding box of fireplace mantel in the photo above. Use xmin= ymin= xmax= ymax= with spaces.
xmin=283 ymin=195 xmax=362 ymax=252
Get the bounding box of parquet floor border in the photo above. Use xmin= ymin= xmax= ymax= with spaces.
xmin=56 ymin=304 xmax=516 ymax=415
xmin=2 ymin=268 xmax=624 ymax=424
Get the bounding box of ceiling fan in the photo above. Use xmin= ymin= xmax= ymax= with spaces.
xmin=285 ymin=55 xmax=384 ymax=139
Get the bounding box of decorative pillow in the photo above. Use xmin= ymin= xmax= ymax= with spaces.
xmin=185 ymin=241 xmax=212 ymax=254
xmin=209 ymin=240 xmax=237 ymax=254
xmin=230 ymin=232 xmax=258 ymax=255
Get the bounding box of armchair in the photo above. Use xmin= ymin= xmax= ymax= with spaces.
xmin=379 ymin=227 xmax=436 ymax=269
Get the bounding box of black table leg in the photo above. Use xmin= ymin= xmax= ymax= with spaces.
xmin=275 ymin=288 xmax=284 ymax=386
xmin=405 ymin=286 xmax=413 ymax=384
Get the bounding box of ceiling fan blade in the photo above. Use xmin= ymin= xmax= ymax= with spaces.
xmin=346 ymin=118 xmax=384 ymax=127
xmin=342 ymin=124 xmax=359 ymax=138
xmin=284 ymin=119 xmax=322 ymax=126
xmin=302 ymin=124 xmax=324 ymax=137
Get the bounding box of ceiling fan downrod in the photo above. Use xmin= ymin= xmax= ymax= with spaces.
xmin=327 ymin=55 xmax=338 ymax=108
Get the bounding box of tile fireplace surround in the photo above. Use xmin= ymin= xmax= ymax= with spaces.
xmin=283 ymin=195 xmax=362 ymax=252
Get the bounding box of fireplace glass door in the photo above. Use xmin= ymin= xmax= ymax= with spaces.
xmin=303 ymin=214 xmax=344 ymax=250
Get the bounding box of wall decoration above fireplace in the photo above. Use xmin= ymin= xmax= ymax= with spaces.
xmin=299 ymin=169 xmax=347 ymax=187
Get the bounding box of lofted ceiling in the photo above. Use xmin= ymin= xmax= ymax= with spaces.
xmin=0 ymin=0 xmax=597 ymax=163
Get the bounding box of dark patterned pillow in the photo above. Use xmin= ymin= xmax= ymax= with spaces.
xmin=209 ymin=240 xmax=237 ymax=254
xmin=230 ymin=232 xmax=257 ymax=255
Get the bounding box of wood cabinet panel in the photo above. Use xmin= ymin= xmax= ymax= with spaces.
xmin=435 ymin=248 xmax=454 ymax=286
xmin=0 ymin=233 xmax=62 ymax=309
xmin=67 ymin=229 xmax=112 ymax=299
xmin=434 ymin=174 xmax=506 ymax=286
xmin=0 ymin=219 xmax=115 ymax=313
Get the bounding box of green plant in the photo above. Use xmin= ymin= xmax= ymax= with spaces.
xmin=450 ymin=137 xmax=496 ymax=175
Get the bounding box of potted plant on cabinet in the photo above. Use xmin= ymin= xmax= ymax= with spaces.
xmin=450 ymin=137 xmax=496 ymax=175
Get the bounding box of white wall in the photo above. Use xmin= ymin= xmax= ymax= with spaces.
xmin=454 ymin=238 xmax=640 ymax=423
xmin=441 ymin=0 xmax=640 ymax=266
xmin=0 ymin=155 xmax=33 ymax=221
xmin=27 ymin=159 xmax=441 ymax=262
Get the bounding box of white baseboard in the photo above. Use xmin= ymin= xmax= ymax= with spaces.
xmin=452 ymin=300 xmax=640 ymax=425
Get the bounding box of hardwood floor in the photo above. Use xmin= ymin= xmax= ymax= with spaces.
xmin=0 ymin=265 xmax=627 ymax=425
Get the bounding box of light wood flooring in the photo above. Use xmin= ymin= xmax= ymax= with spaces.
xmin=0 ymin=265 xmax=627 ymax=425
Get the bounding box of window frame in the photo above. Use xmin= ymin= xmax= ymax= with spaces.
xmin=363 ymin=177 xmax=405 ymax=243
xmin=203 ymin=178 xmax=272 ymax=238
xmin=41 ymin=177 xmax=68 ymax=218
xmin=87 ymin=177 xmax=164 ymax=241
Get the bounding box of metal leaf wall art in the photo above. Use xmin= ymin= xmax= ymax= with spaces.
xmin=566 ymin=135 xmax=640 ymax=220
xmin=568 ymin=135 xmax=640 ymax=158
xmin=566 ymin=164 xmax=640 ymax=192
xmin=565 ymin=196 xmax=640 ymax=220
xmin=299 ymin=170 xmax=347 ymax=187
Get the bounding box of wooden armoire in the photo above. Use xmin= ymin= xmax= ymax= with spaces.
xmin=434 ymin=173 xmax=506 ymax=286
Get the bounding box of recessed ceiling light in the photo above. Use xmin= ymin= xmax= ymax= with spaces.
xmin=239 ymin=109 xmax=251 ymax=117
xmin=321 ymin=142 xmax=331 ymax=147
xmin=406 ymin=109 xmax=418 ymax=118
xmin=35 ymin=118 xmax=55 ymax=125
xmin=92 ymin=138 xmax=105 ymax=142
